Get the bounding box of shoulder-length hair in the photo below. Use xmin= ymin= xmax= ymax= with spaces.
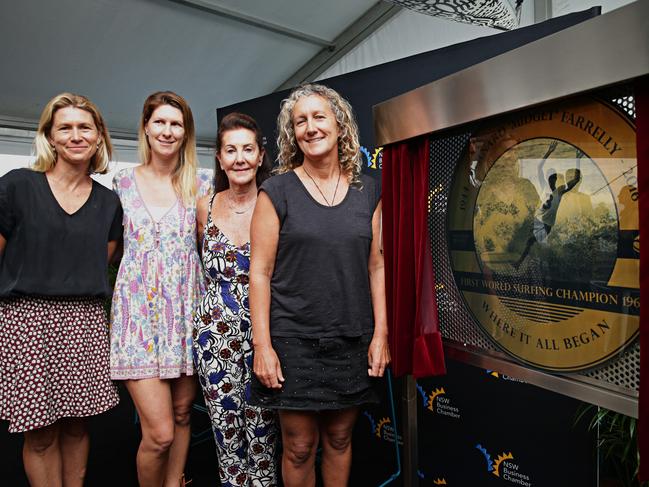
xmin=33 ymin=93 xmax=113 ymax=174
xmin=137 ymin=91 xmax=199 ymax=205
xmin=214 ymin=112 xmax=272 ymax=193
xmin=275 ymin=83 xmax=362 ymax=185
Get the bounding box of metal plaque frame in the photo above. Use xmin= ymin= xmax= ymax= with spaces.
xmin=374 ymin=1 xmax=648 ymax=418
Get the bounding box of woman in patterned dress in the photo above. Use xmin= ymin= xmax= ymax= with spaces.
xmin=110 ymin=92 xmax=211 ymax=487
xmin=0 ymin=93 xmax=121 ymax=486
xmin=193 ymin=112 xmax=277 ymax=486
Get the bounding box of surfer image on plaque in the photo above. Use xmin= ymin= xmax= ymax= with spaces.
xmin=513 ymin=141 xmax=582 ymax=269
xmin=473 ymin=137 xmax=616 ymax=284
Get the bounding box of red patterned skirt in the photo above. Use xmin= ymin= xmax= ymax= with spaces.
xmin=0 ymin=296 xmax=119 ymax=433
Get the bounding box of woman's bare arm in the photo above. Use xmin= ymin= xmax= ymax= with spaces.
xmin=249 ymin=192 xmax=284 ymax=388
xmin=107 ymin=240 xmax=120 ymax=263
xmin=367 ymin=201 xmax=390 ymax=377
xmin=196 ymin=194 xmax=210 ymax=251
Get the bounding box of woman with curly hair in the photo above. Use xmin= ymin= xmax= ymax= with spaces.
xmin=249 ymin=83 xmax=390 ymax=487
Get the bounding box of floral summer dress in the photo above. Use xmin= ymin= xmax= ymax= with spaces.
xmin=110 ymin=167 xmax=211 ymax=380
xmin=193 ymin=193 xmax=277 ymax=486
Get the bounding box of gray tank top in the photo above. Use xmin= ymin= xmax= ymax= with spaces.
xmin=260 ymin=171 xmax=381 ymax=338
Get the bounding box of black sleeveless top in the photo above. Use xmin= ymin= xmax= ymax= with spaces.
xmin=0 ymin=168 xmax=123 ymax=297
xmin=260 ymin=171 xmax=381 ymax=338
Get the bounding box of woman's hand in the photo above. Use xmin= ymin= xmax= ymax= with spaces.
xmin=367 ymin=333 xmax=390 ymax=377
xmin=253 ymin=344 xmax=284 ymax=389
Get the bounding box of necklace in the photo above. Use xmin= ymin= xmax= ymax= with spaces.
xmin=302 ymin=166 xmax=341 ymax=207
xmin=226 ymin=192 xmax=256 ymax=214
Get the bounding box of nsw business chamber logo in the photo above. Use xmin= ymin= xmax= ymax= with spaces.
xmin=486 ymin=370 xmax=525 ymax=383
xmin=363 ymin=411 xmax=403 ymax=444
xmin=361 ymin=146 xmax=383 ymax=170
xmin=476 ymin=443 xmax=533 ymax=486
xmin=417 ymin=383 xmax=461 ymax=419
xmin=417 ymin=470 xmax=448 ymax=485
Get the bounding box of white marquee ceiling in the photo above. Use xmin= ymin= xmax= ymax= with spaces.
xmin=0 ymin=0 xmax=634 ymax=145
xmin=0 ymin=0 xmax=390 ymax=143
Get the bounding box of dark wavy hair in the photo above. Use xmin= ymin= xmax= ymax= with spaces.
xmin=214 ymin=112 xmax=272 ymax=193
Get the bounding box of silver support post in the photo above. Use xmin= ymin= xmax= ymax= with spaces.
xmin=402 ymin=374 xmax=419 ymax=487
xmin=534 ymin=0 xmax=552 ymax=23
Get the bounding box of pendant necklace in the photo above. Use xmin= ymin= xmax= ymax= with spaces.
xmin=302 ymin=166 xmax=341 ymax=206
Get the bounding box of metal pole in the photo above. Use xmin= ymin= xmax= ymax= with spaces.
xmin=402 ymin=374 xmax=419 ymax=487
xmin=533 ymin=0 xmax=552 ymax=23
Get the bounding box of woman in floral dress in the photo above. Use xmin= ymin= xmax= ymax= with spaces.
xmin=110 ymin=91 xmax=210 ymax=487
xmin=193 ymin=112 xmax=277 ymax=486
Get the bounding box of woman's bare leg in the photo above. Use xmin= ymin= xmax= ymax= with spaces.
xmin=59 ymin=417 xmax=89 ymax=487
xmin=126 ymin=378 xmax=175 ymax=487
xmin=279 ymin=410 xmax=319 ymax=487
xmin=163 ymin=375 xmax=197 ymax=487
xmin=320 ymin=407 xmax=359 ymax=487
xmin=23 ymin=422 xmax=62 ymax=487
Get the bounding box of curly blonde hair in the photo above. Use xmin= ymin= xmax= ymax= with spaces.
xmin=276 ymin=84 xmax=362 ymax=185
xmin=33 ymin=93 xmax=113 ymax=174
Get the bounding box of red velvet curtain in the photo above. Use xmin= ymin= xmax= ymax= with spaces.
xmin=382 ymin=136 xmax=446 ymax=378
xmin=637 ymin=77 xmax=649 ymax=481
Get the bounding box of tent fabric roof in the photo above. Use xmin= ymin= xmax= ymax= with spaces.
xmin=0 ymin=0 xmax=382 ymax=143
xmin=0 ymin=0 xmax=635 ymax=145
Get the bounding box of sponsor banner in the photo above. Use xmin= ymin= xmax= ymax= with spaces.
xmin=447 ymin=97 xmax=639 ymax=371
xmin=417 ymin=359 xmax=596 ymax=486
xmin=353 ymin=380 xmax=405 ymax=486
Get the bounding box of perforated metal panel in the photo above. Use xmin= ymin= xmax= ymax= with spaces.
xmin=428 ymin=87 xmax=639 ymax=395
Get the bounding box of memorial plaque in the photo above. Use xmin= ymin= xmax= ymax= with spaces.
xmin=448 ymin=97 xmax=639 ymax=371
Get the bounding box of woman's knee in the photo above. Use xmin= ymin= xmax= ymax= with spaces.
xmin=172 ymin=402 xmax=192 ymax=427
xmin=24 ymin=425 xmax=59 ymax=455
xmin=60 ymin=418 xmax=88 ymax=440
xmin=322 ymin=429 xmax=352 ymax=453
xmin=283 ymin=438 xmax=317 ymax=467
xmin=143 ymin=423 xmax=175 ymax=454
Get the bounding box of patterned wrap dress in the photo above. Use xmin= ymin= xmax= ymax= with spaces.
xmin=193 ymin=194 xmax=278 ymax=487
xmin=110 ymin=167 xmax=211 ymax=379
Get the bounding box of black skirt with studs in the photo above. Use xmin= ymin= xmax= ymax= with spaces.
xmin=250 ymin=333 xmax=379 ymax=410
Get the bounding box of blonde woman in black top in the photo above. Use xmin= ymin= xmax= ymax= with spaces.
xmin=0 ymin=93 xmax=122 ymax=487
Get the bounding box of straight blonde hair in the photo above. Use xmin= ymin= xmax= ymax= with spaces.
xmin=33 ymin=93 xmax=113 ymax=174
xmin=137 ymin=91 xmax=199 ymax=205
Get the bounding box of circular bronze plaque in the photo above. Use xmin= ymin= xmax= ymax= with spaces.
xmin=447 ymin=97 xmax=638 ymax=371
